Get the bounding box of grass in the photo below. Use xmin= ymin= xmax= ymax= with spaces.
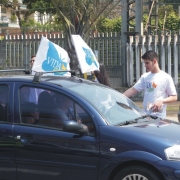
xmin=137 ymin=105 xmax=179 ymax=111
xmin=167 ymin=107 xmax=179 ymax=111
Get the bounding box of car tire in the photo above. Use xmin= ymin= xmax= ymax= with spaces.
xmin=114 ymin=165 xmax=161 ymax=180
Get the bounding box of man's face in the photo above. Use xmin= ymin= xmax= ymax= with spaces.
xmin=30 ymin=57 xmax=35 ymax=66
xmin=143 ymin=59 xmax=156 ymax=72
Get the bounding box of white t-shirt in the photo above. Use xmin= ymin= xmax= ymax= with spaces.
xmin=133 ymin=71 xmax=177 ymax=119
xmin=31 ymin=70 xmax=36 ymax=75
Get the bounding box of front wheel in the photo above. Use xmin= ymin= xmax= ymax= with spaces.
xmin=114 ymin=165 xmax=161 ymax=180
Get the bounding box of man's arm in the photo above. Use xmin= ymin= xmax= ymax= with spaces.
xmin=152 ymin=95 xmax=177 ymax=112
xmin=163 ymin=95 xmax=177 ymax=103
xmin=123 ymin=87 xmax=138 ymax=98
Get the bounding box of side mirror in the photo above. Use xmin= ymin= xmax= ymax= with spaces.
xmin=63 ymin=121 xmax=89 ymax=136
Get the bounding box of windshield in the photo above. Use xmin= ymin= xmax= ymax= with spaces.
xmin=67 ymin=82 xmax=145 ymax=125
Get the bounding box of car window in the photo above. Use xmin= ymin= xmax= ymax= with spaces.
xmin=0 ymin=85 xmax=8 ymax=122
xmin=20 ymin=86 xmax=44 ymax=124
xmin=75 ymin=103 xmax=96 ymax=136
xmin=19 ymin=86 xmax=95 ymax=136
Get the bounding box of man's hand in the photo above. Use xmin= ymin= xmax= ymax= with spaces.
xmin=151 ymin=100 xmax=164 ymax=112
xmin=151 ymin=95 xmax=177 ymax=112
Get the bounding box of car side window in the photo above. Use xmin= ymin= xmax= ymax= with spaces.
xmin=75 ymin=103 xmax=96 ymax=137
xmin=20 ymin=86 xmax=45 ymax=124
xmin=0 ymin=85 xmax=8 ymax=122
xmin=19 ymin=86 xmax=95 ymax=136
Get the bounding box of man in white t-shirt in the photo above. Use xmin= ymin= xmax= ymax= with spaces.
xmin=123 ymin=50 xmax=177 ymax=119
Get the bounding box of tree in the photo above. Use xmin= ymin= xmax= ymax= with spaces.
xmin=161 ymin=0 xmax=180 ymax=12
xmin=50 ymin=0 xmax=122 ymax=70
xmin=1 ymin=0 xmax=57 ymax=33
xmin=22 ymin=0 xmax=57 ymax=32
xmin=1 ymin=0 xmax=31 ymax=29
xmin=97 ymin=17 xmax=122 ymax=32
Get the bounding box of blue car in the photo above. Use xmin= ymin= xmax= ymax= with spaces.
xmin=0 ymin=72 xmax=180 ymax=180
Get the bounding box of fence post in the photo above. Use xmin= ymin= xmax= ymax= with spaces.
xmin=129 ymin=36 xmax=134 ymax=86
xmin=167 ymin=35 xmax=171 ymax=76
xmin=154 ymin=35 xmax=158 ymax=53
xmin=23 ymin=34 xmax=29 ymax=71
xmin=126 ymin=42 xmax=130 ymax=86
xmin=174 ymin=34 xmax=178 ymax=85
xmin=148 ymin=35 xmax=152 ymax=50
xmin=160 ymin=34 xmax=165 ymax=71
xmin=141 ymin=35 xmax=146 ymax=74
xmin=135 ymin=36 xmax=140 ymax=82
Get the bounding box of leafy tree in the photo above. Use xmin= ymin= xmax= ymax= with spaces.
xmin=142 ymin=3 xmax=180 ymax=34
xmin=97 ymin=17 xmax=122 ymax=32
xmin=22 ymin=0 xmax=56 ymax=32
xmin=22 ymin=0 xmax=55 ymax=15
xmin=157 ymin=5 xmax=180 ymax=32
xmin=1 ymin=0 xmax=57 ymax=32
xmin=50 ymin=0 xmax=121 ymax=70
xmin=161 ymin=0 xmax=180 ymax=11
xmin=159 ymin=13 xmax=180 ymax=32
xmin=1 ymin=0 xmax=32 ymax=29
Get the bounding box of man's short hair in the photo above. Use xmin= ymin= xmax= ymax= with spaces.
xmin=31 ymin=55 xmax=36 ymax=59
xmin=141 ymin=50 xmax=158 ymax=61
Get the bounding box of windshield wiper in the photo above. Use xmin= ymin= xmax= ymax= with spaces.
xmin=116 ymin=115 xmax=152 ymax=126
xmin=116 ymin=120 xmax=138 ymax=126
xmin=149 ymin=115 xmax=158 ymax=119
xmin=134 ymin=115 xmax=149 ymax=121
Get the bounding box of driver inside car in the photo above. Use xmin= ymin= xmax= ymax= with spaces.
xmin=54 ymin=94 xmax=81 ymax=123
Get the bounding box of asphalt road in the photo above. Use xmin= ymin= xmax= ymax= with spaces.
xmin=135 ymin=101 xmax=180 ymax=122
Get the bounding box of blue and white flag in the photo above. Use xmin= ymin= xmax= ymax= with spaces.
xmin=32 ymin=36 xmax=71 ymax=76
xmin=71 ymin=35 xmax=99 ymax=73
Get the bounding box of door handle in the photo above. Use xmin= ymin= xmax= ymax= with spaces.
xmin=16 ymin=134 xmax=33 ymax=143
xmin=16 ymin=135 xmax=21 ymax=140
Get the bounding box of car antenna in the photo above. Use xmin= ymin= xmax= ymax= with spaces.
xmin=32 ymin=70 xmax=77 ymax=84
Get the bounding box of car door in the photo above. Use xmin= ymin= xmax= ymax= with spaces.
xmin=0 ymin=83 xmax=16 ymax=180
xmin=13 ymin=83 xmax=100 ymax=180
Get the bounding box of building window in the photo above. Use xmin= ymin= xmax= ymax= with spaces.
xmin=1 ymin=8 xmax=6 ymax=13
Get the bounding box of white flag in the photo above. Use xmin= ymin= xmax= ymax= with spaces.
xmin=71 ymin=35 xmax=99 ymax=73
xmin=32 ymin=36 xmax=71 ymax=76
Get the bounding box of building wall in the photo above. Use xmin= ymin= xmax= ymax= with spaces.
xmin=0 ymin=2 xmax=51 ymax=34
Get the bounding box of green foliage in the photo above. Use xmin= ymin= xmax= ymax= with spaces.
xmin=142 ymin=4 xmax=180 ymax=33
xmin=97 ymin=17 xmax=121 ymax=32
xmin=0 ymin=36 xmax=4 ymax=40
xmin=10 ymin=14 xmax=17 ymax=22
xmin=161 ymin=0 xmax=180 ymax=11
xmin=51 ymin=0 xmax=121 ymax=39
xmin=0 ymin=59 xmax=9 ymax=70
xmin=21 ymin=19 xmax=37 ymax=33
xmin=23 ymin=0 xmax=55 ymax=14
xmin=158 ymin=4 xmax=175 ymax=19
xmin=97 ymin=3 xmax=180 ymax=34
xmin=159 ymin=13 xmax=180 ymax=31
xmin=21 ymin=18 xmax=64 ymax=33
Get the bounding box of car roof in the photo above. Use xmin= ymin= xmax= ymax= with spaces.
xmin=0 ymin=74 xmax=97 ymax=88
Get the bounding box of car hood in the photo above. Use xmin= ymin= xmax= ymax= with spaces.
xmin=100 ymin=118 xmax=180 ymax=159
xmin=126 ymin=119 xmax=180 ymax=135
xmin=124 ymin=118 xmax=180 ymax=142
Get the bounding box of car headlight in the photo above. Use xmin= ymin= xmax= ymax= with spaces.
xmin=165 ymin=145 xmax=180 ymax=161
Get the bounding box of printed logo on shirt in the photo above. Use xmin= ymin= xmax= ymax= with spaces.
xmin=145 ymin=81 xmax=157 ymax=92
